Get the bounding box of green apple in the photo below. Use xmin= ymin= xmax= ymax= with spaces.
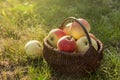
xmin=88 ymin=33 xmax=98 ymax=41
xmin=76 ymin=36 xmax=98 ymax=55
xmin=24 ymin=40 xmax=43 ymax=58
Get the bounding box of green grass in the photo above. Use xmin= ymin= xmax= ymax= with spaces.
xmin=0 ymin=0 xmax=120 ymax=80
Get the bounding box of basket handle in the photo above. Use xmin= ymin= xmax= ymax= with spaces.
xmin=59 ymin=17 xmax=92 ymax=46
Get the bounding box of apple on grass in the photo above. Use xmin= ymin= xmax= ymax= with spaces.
xmin=46 ymin=29 xmax=66 ymax=48
xmin=62 ymin=22 xmax=72 ymax=35
xmin=71 ymin=18 xmax=91 ymax=39
xmin=76 ymin=36 xmax=98 ymax=55
xmin=57 ymin=36 xmax=76 ymax=52
xmin=24 ymin=40 xmax=43 ymax=58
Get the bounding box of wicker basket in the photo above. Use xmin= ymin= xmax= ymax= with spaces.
xmin=43 ymin=17 xmax=104 ymax=77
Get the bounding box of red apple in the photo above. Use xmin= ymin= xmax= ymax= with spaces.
xmin=71 ymin=18 xmax=91 ymax=39
xmin=46 ymin=29 xmax=66 ymax=48
xmin=57 ymin=36 xmax=76 ymax=52
xmin=80 ymin=33 xmax=98 ymax=41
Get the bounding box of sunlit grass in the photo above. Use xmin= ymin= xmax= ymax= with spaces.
xmin=0 ymin=0 xmax=120 ymax=80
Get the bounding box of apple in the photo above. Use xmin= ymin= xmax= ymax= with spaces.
xmin=70 ymin=18 xmax=91 ymax=39
xmin=89 ymin=33 xmax=98 ymax=41
xmin=80 ymin=33 xmax=98 ymax=41
xmin=46 ymin=29 xmax=66 ymax=48
xmin=57 ymin=36 xmax=76 ymax=52
xmin=76 ymin=36 xmax=98 ymax=55
xmin=24 ymin=40 xmax=43 ymax=58
xmin=63 ymin=23 xmax=72 ymax=35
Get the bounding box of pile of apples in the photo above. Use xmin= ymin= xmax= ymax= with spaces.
xmin=46 ymin=18 xmax=98 ymax=55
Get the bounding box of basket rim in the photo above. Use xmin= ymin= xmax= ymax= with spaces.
xmin=43 ymin=37 xmax=103 ymax=57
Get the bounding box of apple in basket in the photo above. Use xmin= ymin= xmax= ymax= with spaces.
xmin=46 ymin=29 xmax=66 ymax=48
xmin=76 ymin=36 xmax=98 ymax=55
xmin=63 ymin=22 xmax=72 ymax=35
xmin=81 ymin=33 xmax=98 ymax=41
xmin=70 ymin=18 xmax=91 ymax=39
xmin=24 ymin=40 xmax=43 ymax=58
xmin=57 ymin=36 xmax=76 ymax=52
xmin=89 ymin=33 xmax=98 ymax=41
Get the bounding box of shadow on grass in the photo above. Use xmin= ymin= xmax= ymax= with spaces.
xmin=26 ymin=57 xmax=44 ymax=68
xmin=49 ymin=69 xmax=101 ymax=80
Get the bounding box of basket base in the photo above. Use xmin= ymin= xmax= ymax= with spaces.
xmin=43 ymin=37 xmax=104 ymax=77
xmin=48 ymin=59 xmax=100 ymax=77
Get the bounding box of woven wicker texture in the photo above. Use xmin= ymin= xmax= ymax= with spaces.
xmin=43 ymin=17 xmax=104 ymax=77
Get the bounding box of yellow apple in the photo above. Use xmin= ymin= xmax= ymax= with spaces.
xmin=76 ymin=36 xmax=98 ymax=55
xmin=24 ymin=40 xmax=43 ymax=58
xmin=46 ymin=29 xmax=66 ymax=48
xmin=71 ymin=18 xmax=91 ymax=39
xmin=63 ymin=23 xmax=72 ymax=35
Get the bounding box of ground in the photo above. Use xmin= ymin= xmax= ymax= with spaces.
xmin=0 ymin=0 xmax=120 ymax=80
